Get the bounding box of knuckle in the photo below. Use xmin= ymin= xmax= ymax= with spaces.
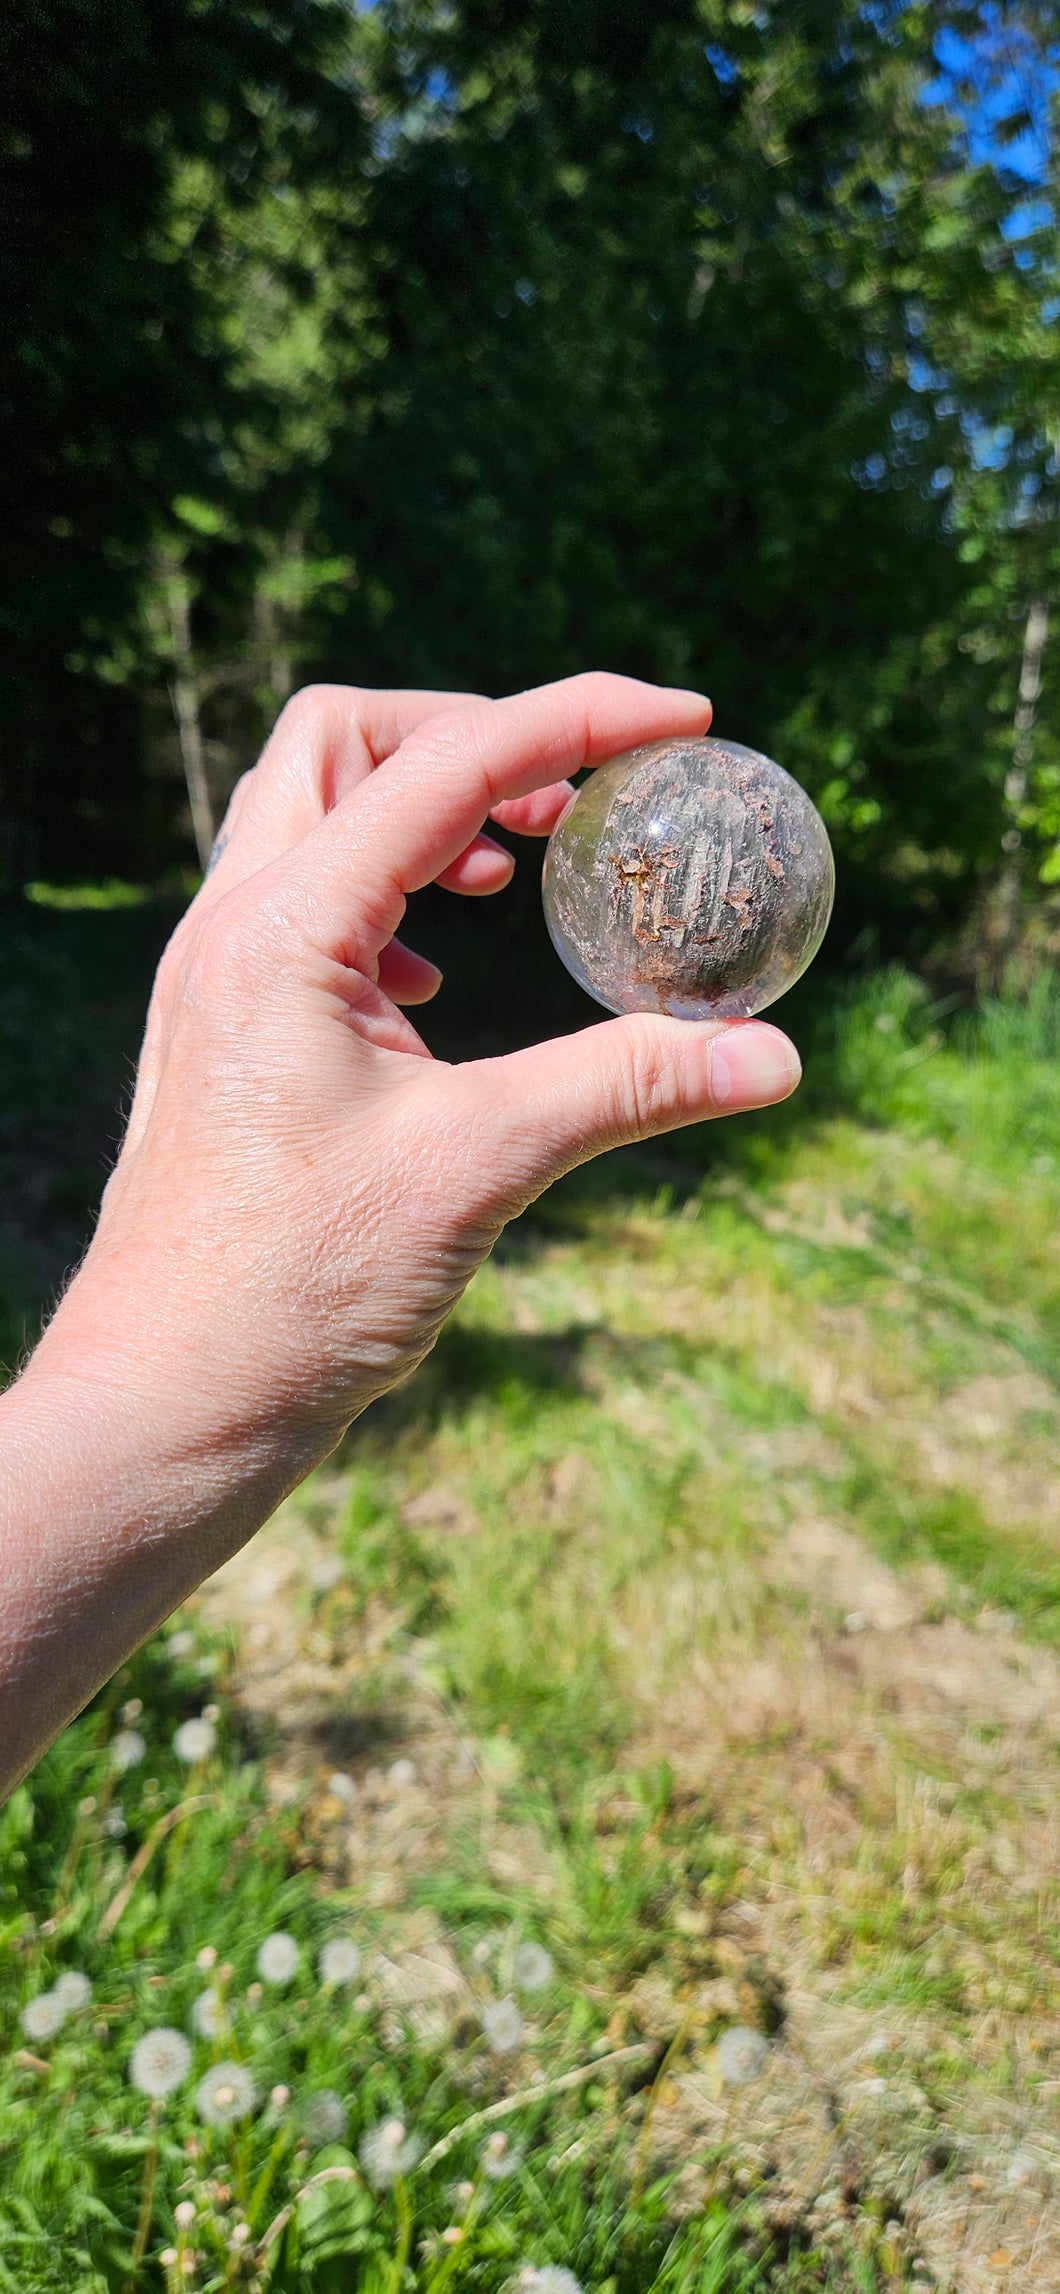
xmin=428 ymin=694 xmax=495 ymax=756
xmin=278 ymin=681 xmax=340 ymax=731
xmin=225 ymin=766 xmax=256 ymax=812
xmin=619 ymin=1024 xmax=681 ymax=1137
xmin=188 ymin=888 xmax=265 ymax=995
xmin=269 ymin=682 xmax=356 ymax=759
xmin=570 ymin=667 xmax=625 ymax=709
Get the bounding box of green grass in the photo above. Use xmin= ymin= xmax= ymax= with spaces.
xmin=3 ymin=906 xmax=1060 ymax=2287
xmin=1 ymin=1626 xmax=879 ymax=2294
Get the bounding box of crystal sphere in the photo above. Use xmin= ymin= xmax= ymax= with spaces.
xmin=542 ymin=736 xmax=834 ymax=1020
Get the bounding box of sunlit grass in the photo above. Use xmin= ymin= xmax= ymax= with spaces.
xmin=1 ymin=1619 xmax=872 ymax=2293
xmin=3 ymin=933 xmax=1060 ymax=2283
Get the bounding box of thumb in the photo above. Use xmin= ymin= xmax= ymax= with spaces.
xmin=456 ymin=1014 xmax=801 ymax=1210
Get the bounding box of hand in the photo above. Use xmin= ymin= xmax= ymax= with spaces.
xmin=37 ymin=673 xmax=800 ymax=1447
xmin=1 ymin=674 xmax=800 ymax=1789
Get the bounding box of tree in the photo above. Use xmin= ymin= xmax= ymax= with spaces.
xmin=312 ymin=0 xmax=1055 ymax=948
xmin=0 ymin=0 xmax=365 ymax=882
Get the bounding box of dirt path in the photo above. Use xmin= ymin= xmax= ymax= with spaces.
xmin=195 ymin=1138 xmax=1059 ymax=2291
xmin=641 ymin=1519 xmax=1060 ymax=2291
xmin=198 ymin=1484 xmax=1058 ymax=2293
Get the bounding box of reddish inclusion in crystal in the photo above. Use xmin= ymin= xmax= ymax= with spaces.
xmin=542 ymin=736 xmax=834 ymax=1020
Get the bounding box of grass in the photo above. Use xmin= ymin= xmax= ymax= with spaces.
xmin=0 ymin=1628 xmax=880 ymax=2293
xmin=2 ymin=899 xmax=1059 ymax=2288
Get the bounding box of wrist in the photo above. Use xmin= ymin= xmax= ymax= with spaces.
xmin=26 ymin=1221 xmax=339 ymax=1463
xmin=0 ymin=1302 xmax=326 ymax=1799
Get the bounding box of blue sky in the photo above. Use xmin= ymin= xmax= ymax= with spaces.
xmin=929 ymin=15 xmax=1057 ymax=182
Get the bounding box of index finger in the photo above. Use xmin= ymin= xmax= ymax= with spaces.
xmin=195 ymin=684 xmax=485 ymax=912
xmin=280 ymin=673 xmax=713 ymax=961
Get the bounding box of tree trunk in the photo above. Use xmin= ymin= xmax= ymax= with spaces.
xmin=990 ymin=595 xmax=1048 ymax=984
xmin=253 ymin=589 xmax=294 ymax=709
xmin=164 ymin=577 xmax=214 ymax=870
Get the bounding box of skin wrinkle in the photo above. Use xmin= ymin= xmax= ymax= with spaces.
xmin=0 ymin=675 xmax=798 ymax=1798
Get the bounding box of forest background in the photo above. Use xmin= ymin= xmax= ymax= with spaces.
xmin=3 ymin=9 xmax=1060 ymax=2289
xmin=3 ymin=0 xmax=1059 ymax=987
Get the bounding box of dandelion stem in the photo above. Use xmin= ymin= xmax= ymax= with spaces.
xmin=257 ymin=2167 xmax=365 ymax=2266
xmin=388 ymin=2172 xmax=413 ymax=2294
xmin=53 ymin=1800 xmax=94 ymax=1911
xmin=414 ymin=2044 xmax=654 ymax=2176
xmin=630 ymin=2010 xmax=695 ymax=2202
xmin=248 ymin=2122 xmax=292 ymax=2232
xmin=424 ymin=2196 xmax=482 ymax=2294
xmin=97 ymin=1795 xmax=215 ymax=1939
xmin=124 ymin=2099 xmax=162 ymax=2292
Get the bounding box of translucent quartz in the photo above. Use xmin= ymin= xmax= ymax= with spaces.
xmin=542 ymin=736 xmax=834 ymax=1020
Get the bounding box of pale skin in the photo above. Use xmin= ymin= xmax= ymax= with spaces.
xmin=0 ymin=673 xmax=801 ymax=1799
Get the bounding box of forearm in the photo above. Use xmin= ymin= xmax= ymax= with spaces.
xmin=0 ymin=1354 xmax=315 ymax=1801
xmin=0 ymin=675 xmax=801 ymax=1803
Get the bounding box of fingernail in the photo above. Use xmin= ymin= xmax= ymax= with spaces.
xmin=709 ymin=1023 xmax=801 ymax=1110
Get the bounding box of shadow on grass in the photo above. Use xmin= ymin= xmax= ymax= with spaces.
xmin=335 ymin=1322 xmax=599 ymax=1456
xmin=336 ymin=1318 xmax=776 ymax=1454
xmin=0 ymin=875 xmax=853 ymax=1373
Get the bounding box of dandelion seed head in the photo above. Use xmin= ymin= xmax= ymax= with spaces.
xmin=174 ymin=2200 xmax=196 ymax=2229
xmin=121 ymin=1697 xmax=144 ymax=1723
xmin=191 ymin=1987 xmax=228 ymax=2038
xmin=52 ymin=1971 xmax=92 ymax=2014
xmin=326 ymin=1770 xmax=357 ymax=1804
xmin=301 ymin=2089 xmax=349 ymax=2145
xmin=111 ymin=1728 xmax=146 ymax=1773
xmin=159 ymin=2249 xmax=178 ymax=2269
xmin=469 ymin=1933 xmax=503 ymax=1970
xmin=230 ymin=2222 xmax=251 ymax=2247
xmin=318 ymin=1935 xmax=361 ymax=1986
xmin=387 ymin=1758 xmax=416 ymax=1788
xmin=716 ymin=2025 xmax=769 ymax=2087
xmin=173 ymin=1716 xmax=216 ymax=1763
xmin=482 ymin=1996 xmax=524 ymax=2054
xmin=20 ymin=1990 xmax=66 ymax=2041
xmin=169 ymin=1629 xmax=195 ymax=1658
xmin=483 ymin=2129 xmax=523 ymax=2179
xmin=130 ymin=2026 xmax=192 ymax=2098
xmin=256 ymin=1932 xmax=299 ymax=1985
xmin=103 ymin=1806 xmax=128 ymax=1838
xmin=517 ymin=2271 xmax=583 ymax=2294
xmin=513 ymin=1942 xmax=553 ymax=1993
xmin=359 ymin=2116 xmax=422 ymax=2187
xmin=195 ymin=2060 xmax=255 ymax=2126
xmin=270 ymin=2084 xmax=291 ymax=2110
xmin=195 ymin=1944 xmax=217 ymax=1972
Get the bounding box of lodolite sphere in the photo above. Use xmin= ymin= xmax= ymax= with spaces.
xmin=542 ymin=736 xmax=834 ymax=1020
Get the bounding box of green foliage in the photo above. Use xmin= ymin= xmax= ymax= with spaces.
xmin=4 ymin=0 xmax=1059 ymax=944
xmin=821 ymin=969 xmax=943 ymax=1129
xmin=3 ymin=918 xmax=1059 ymax=2283
xmin=0 ymin=1624 xmax=854 ymax=2293
xmin=0 ymin=0 xmax=367 ymax=878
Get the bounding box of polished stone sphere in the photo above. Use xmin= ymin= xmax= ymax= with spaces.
xmin=542 ymin=736 xmax=834 ymax=1020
